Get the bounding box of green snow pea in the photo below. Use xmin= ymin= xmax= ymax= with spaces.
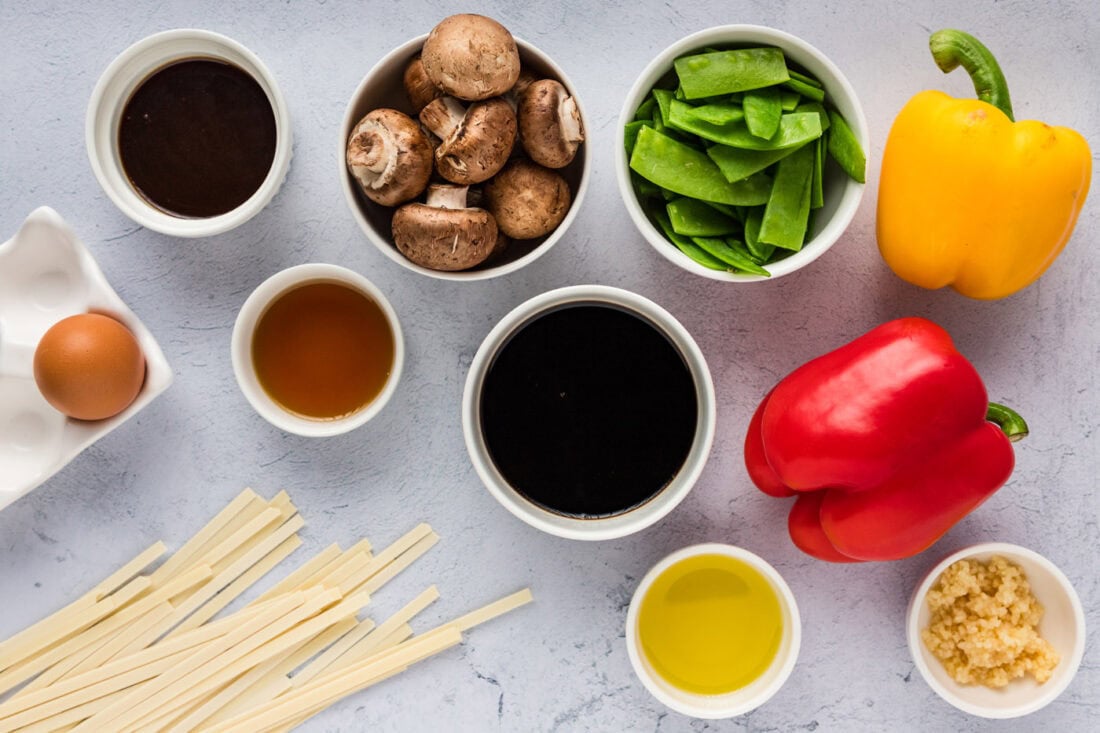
xmin=826 ymin=109 xmax=866 ymax=183
xmin=743 ymin=207 xmax=776 ymax=262
xmin=633 ymin=96 xmax=657 ymax=122
xmin=783 ymin=77 xmax=825 ymax=102
xmin=759 ymin=142 xmax=815 ymax=250
xmin=707 ymin=142 xmax=809 ymax=183
xmin=673 ymin=48 xmax=789 ymax=98
xmin=630 ymin=126 xmax=773 ymax=205
xmin=743 ymin=88 xmax=783 ymax=139
xmin=624 ymin=120 xmax=647 ymax=156
xmin=692 ymin=237 xmax=771 ymax=276
xmin=787 ymin=68 xmax=823 ymax=88
xmin=653 ymin=210 xmax=729 ymax=270
xmin=667 ymin=197 xmax=741 ymax=236
xmin=668 ymin=102 xmax=822 ymax=150
xmin=686 ymin=103 xmax=746 ymax=126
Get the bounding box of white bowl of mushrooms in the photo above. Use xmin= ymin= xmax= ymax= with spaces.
xmin=340 ymin=14 xmax=590 ymax=280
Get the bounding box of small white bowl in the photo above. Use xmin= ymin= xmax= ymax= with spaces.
xmin=339 ymin=33 xmax=590 ymax=281
xmin=461 ymin=285 xmax=715 ymax=540
xmin=625 ymin=543 xmax=801 ymax=718
xmin=616 ymin=25 xmax=868 ymax=282
xmin=87 ymin=29 xmax=292 ymax=238
xmin=906 ymin=542 xmax=1086 ymax=719
xmin=0 ymin=207 xmax=173 ymax=511
xmin=231 ymin=264 xmax=404 ymax=438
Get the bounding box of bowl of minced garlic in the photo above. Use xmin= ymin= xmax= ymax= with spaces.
xmin=907 ymin=543 xmax=1085 ymax=719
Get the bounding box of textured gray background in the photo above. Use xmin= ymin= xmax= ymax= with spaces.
xmin=1 ymin=0 xmax=1098 ymax=731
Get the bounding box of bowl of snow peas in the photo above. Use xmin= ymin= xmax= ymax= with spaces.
xmin=617 ymin=25 xmax=868 ymax=281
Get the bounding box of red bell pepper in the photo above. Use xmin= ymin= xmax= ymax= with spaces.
xmin=744 ymin=317 xmax=1027 ymax=562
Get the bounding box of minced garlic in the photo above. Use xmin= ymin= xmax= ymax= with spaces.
xmin=921 ymin=555 xmax=1059 ymax=687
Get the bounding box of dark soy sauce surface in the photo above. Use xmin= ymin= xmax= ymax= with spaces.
xmin=118 ymin=58 xmax=277 ymax=218
xmin=480 ymin=304 xmax=698 ymax=518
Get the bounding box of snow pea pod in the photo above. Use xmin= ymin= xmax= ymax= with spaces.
xmin=624 ymin=120 xmax=647 ymax=156
xmin=759 ymin=143 xmax=815 ymax=250
xmin=743 ymin=207 xmax=776 ymax=262
xmin=744 ymin=88 xmax=783 ymax=139
xmin=668 ymin=101 xmax=821 ymax=151
xmin=667 ymin=197 xmax=741 ymax=236
xmin=787 ymin=68 xmax=823 ymax=88
xmin=692 ymin=237 xmax=771 ymax=276
xmin=707 ymin=141 xmax=809 ymax=183
xmin=674 ymin=48 xmax=789 ymax=98
xmin=826 ymin=109 xmax=866 ymax=183
xmin=630 ymin=126 xmax=773 ymax=206
xmin=652 ymin=210 xmax=729 ymax=270
xmin=634 ymin=96 xmax=657 ymax=122
xmin=687 ymin=103 xmax=745 ymax=126
xmin=783 ymin=77 xmax=825 ymax=102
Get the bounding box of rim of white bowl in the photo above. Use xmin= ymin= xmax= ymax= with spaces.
xmin=86 ymin=28 xmax=292 ymax=238
xmin=625 ymin=543 xmax=802 ymax=718
xmin=615 ymin=24 xmax=869 ymax=282
xmin=339 ymin=34 xmax=591 ymax=281
xmin=231 ymin=264 xmax=404 ymax=437
xmin=461 ymin=285 xmax=716 ymax=540
xmin=906 ymin=542 xmax=1086 ymax=719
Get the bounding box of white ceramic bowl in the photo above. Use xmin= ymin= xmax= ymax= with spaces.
xmin=87 ymin=29 xmax=292 ymax=237
xmin=616 ymin=25 xmax=868 ymax=282
xmin=462 ymin=285 xmax=715 ymax=540
xmin=231 ymin=264 xmax=404 ymax=438
xmin=906 ymin=542 xmax=1086 ymax=719
xmin=625 ymin=543 xmax=801 ymax=718
xmin=0 ymin=207 xmax=173 ymax=511
xmin=340 ymin=33 xmax=590 ymax=281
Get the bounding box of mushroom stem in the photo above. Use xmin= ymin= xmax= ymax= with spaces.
xmin=347 ymin=119 xmax=398 ymax=186
xmin=425 ymin=184 xmax=470 ymax=210
xmin=419 ymin=97 xmax=467 ymax=141
xmin=560 ymin=96 xmax=585 ymax=143
xmin=348 ymin=129 xmax=388 ymax=173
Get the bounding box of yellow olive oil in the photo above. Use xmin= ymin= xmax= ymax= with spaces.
xmin=638 ymin=554 xmax=783 ymax=695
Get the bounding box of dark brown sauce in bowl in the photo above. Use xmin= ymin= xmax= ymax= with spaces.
xmin=479 ymin=304 xmax=698 ymax=518
xmin=118 ymin=58 xmax=277 ymax=218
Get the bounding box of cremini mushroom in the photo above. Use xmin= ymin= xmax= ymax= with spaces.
xmin=421 ymin=14 xmax=520 ymax=101
xmin=419 ymin=96 xmax=516 ymax=185
xmin=346 ymin=108 xmax=433 ymax=206
xmin=519 ymin=79 xmax=585 ymax=169
xmin=403 ymin=55 xmax=442 ymax=113
xmin=504 ymin=68 xmax=539 ymax=111
xmin=483 ymin=159 xmax=571 ymax=240
xmin=391 ymin=183 xmax=499 ymax=271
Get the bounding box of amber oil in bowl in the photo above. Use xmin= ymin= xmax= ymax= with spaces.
xmin=251 ymin=282 xmax=394 ymax=420
xmin=231 ymin=264 xmax=404 ymax=437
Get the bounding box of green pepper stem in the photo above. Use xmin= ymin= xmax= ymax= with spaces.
xmin=987 ymin=402 xmax=1028 ymax=442
xmin=929 ymin=29 xmax=1015 ymax=121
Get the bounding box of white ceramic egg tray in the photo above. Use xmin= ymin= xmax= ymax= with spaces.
xmin=0 ymin=207 xmax=172 ymax=511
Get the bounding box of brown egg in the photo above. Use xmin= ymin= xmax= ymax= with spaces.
xmin=33 ymin=313 xmax=146 ymax=421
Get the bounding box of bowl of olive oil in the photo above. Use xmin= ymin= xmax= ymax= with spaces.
xmin=626 ymin=543 xmax=801 ymax=718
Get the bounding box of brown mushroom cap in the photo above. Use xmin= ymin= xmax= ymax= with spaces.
xmin=403 ymin=56 xmax=443 ymax=113
xmin=519 ymin=79 xmax=585 ymax=169
xmin=483 ymin=159 xmax=571 ymax=240
xmin=504 ymin=67 xmax=539 ymax=111
xmin=419 ymin=97 xmax=516 ymax=185
xmin=421 ymin=14 xmax=520 ymax=101
xmin=391 ymin=184 xmax=499 ymax=271
xmin=346 ymin=109 xmax=433 ymax=207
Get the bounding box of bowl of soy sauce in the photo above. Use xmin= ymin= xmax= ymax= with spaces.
xmin=462 ymin=285 xmax=716 ymax=540
xmin=87 ymin=29 xmax=292 ymax=237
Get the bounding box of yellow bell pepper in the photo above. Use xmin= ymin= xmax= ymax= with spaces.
xmin=877 ymin=29 xmax=1091 ymax=300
